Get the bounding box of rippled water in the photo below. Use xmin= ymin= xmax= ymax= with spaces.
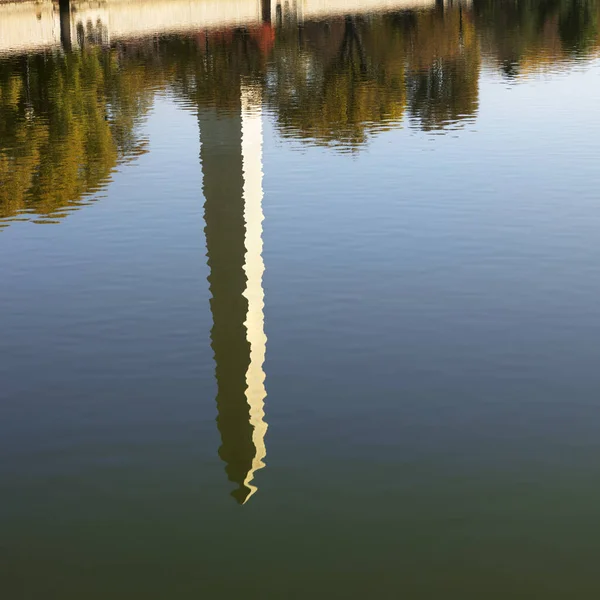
xmin=2 ymin=0 xmax=600 ymax=597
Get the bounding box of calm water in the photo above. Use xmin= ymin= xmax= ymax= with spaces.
xmin=2 ymin=0 xmax=600 ymax=597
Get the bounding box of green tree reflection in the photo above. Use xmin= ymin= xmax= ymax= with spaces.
xmin=0 ymin=48 xmax=154 ymax=224
xmin=1 ymin=0 xmax=599 ymax=225
xmin=472 ymin=0 xmax=599 ymax=74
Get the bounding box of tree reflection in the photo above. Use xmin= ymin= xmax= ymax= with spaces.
xmin=266 ymin=15 xmax=406 ymax=146
xmin=405 ymin=7 xmax=480 ymax=129
xmin=558 ymin=0 xmax=599 ymax=53
xmin=0 ymin=0 xmax=599 ymax=224
xmin=0 ymin=48 xmax=154 ymax=224
xmin=472 ymin=0 xmax=599 ymax=73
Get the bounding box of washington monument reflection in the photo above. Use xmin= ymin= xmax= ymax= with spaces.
xmin=199 ymin=85 xmax=268 ymax=504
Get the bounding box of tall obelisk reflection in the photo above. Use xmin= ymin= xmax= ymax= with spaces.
xmin=199 ymin=85 xmax=268 ymax=504
xmin=240 ymin=86 xmax=268 ymax=502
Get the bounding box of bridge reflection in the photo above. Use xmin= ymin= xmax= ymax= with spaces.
xmin=0 ymin=0 xmax=446 ymax=55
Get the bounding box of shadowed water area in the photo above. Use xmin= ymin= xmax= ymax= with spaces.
xmin=1 ymin=0 xmax=600 ymax=597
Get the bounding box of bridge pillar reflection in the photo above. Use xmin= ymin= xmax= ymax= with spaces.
xmin=59 ymin=0 xmax=72 ymax=51
xmin=261 ymin=0 xmax=271 ymax=23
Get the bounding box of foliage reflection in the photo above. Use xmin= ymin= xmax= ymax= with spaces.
xmin=0 ymin=0 xmax=598 ymax=223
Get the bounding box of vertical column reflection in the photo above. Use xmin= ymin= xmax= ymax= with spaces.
xmin=240 ymin=85 xmax=268 ymax=502
xmin=199 ymin=84 xmax=267 ymax=505
xmin=59 ymin=0 xmax=72 ymax=51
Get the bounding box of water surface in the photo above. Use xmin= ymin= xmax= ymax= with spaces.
xmin=2 ymin=0 xmax=600 ymax=597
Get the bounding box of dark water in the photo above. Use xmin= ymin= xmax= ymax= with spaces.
xmin=2 ymin=0 xmax=600 ymax=597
